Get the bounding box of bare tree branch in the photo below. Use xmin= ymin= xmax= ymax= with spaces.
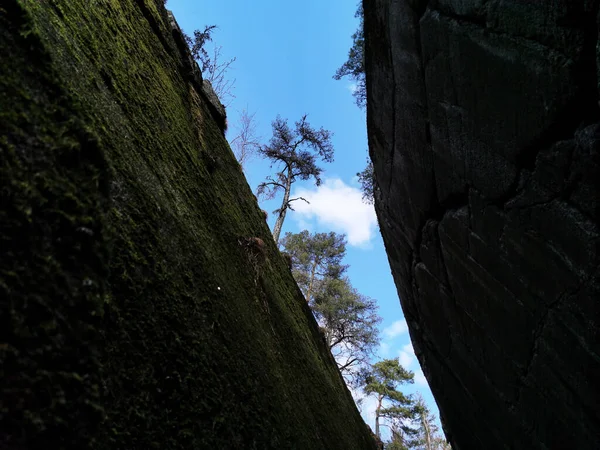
xmin=338 ymin=357 xmax=360 ymax=372
xmin=286 ymin=196 xmax=310 ymax=212
xmin=185 ymin=27 xmax=236 ymax=107
xmin=229 ymin=107 xmax=261 ymax=168
xmin=260 ymin=181 xmax=286 ymax=190
xmin=204 ymin=45 xmax=236 ymax=107
xmin=287 ymin=196 xmax=310 ymax=205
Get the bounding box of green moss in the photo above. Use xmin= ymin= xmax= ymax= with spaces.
xmin=3 ymin=0 xmax=377 ymax=448
xmin=1 ymin=2 xmax=110 ymax=448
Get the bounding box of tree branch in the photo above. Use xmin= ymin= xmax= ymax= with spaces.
xmin=286 ymin=196 xmax=310 ymax=212
xmin=262 ymin=180 xmax=286 ymax=190
xmin=338 ymin=357 xmax=359 ymax=372
xmin=288 ymin=196 xmax=310 ymax=205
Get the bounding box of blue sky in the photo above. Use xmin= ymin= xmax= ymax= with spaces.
xmin=167 ymin=0 xmax=442 ymax=438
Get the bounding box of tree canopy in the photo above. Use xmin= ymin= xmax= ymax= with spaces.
xmin=357 ymin=158 xmax=375 ymax=204
xmin=333 ymin=3 xmax=365 ymax=108
xmin=281 ymin=231 xmax=381 ymax=381
xmin=257 ymin=115 xmax=334 ymax=242
xmin=313 ymin=277 xmax=381 ymax=377
xmin=363 ymin=358 xmax=418 ymax=439
xmin=280 ymin=230 xmax=348 ymax=303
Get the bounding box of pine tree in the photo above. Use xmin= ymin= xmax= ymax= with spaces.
xmin=333 ymin=3 xmax=365 ymax=108
xmin=404 ymin=395 xmax=452 ymax=450
xmin=280 ymin=231 xmax=347 ymax=303
xmin=257 ymin=115 xmax=334 ymax=243
xmin=363 ymin=359 xmax=418 ymax=439
xmin=281 ymin=231 xmax=380 ymax=380
xmin=313 ymin=277 xmax=380 ymax=377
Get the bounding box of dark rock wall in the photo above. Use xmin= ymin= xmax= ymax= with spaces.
xmin=1 ymin=4 xmax=110 ymax=447
xmin=364 ymin=0 xmax=599 ymax=448
xmin=1 ymin=1 xmax=376 ymax=449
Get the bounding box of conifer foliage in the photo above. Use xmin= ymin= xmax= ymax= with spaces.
xmin=281 ymin=231 xmax=380 ymax=381
xmin=257 ymin=116 xmax=334 ymax=243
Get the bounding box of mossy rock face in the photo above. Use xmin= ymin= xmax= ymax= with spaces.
xmin=0 ymin=3 xmax=109 ymax=448
xmin=1 ymin=1 xmax=376 ymax=449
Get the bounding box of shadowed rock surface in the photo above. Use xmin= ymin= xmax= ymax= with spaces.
xmin=0 ymin=1 xmax=377 ymax=448
xmin=364 ymin=0 xmax=600 ymax=448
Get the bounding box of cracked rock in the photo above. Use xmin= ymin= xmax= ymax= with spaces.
xmin=364 ymin=0 xmax=600 ymax=448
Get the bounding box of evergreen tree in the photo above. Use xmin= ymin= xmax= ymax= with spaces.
xmin=281 ymin=231 xmax=380 ymax=380
xmin=385 ymin=423 xmax=411 ymax=450
xmin=280 ymin=231 xmax=347 ymax=303
xmin=363 ymin=358 xmax=418 ymax=439
xmin=403 ymin=395 xmax=452 ymax=450
xmin=313 ymin=277 xmax=381 ymax=378
xmin=431 ymin=437 xmax=452 ymax=450
xmin=257 ymin=115 xmax=334 ymax=243
xmin=405 ymin=395 xmax=438 ymax=449
xmin=333 ymin=3 xmax=365 ymax=108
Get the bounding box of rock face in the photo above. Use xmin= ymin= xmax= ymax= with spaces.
xmin=0 ymin=1 xmax=376 ymax=449
xmin=202 ymin=79 xmax=228 ymax=133
xmin=364 ymin=0 xmax=599 ymax=448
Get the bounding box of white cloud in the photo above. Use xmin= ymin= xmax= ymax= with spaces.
xmin=378 ymin=341 xmax=390 ymax=358
xmin=398 ymin=343 xmax=415 ymax=369
xmin=402 ymin=343 xmax=414 ymax=354
xmin=349 ymin=386 xmax=380 ymax=437
xmin=291 ymin=178 xmax=377 ymax=247
xmin=382 ymin=320 xmax=408 ymax=340
xmin=414 ymin=369 xmax=428 ymax=386
xmin=398 ymin=351 xmax=413 ymax=368
xmin=396 ymin=342 xmax=428 ymax=386
xmin=295 ymin=217 xmax=313 ymax=233
xmin=348 ymin=83 xmax=358 ymax=94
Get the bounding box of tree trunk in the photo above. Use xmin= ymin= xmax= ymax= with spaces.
xmin=375 ymin=395 xmax=383 ymax=438
xmin=305 ymin=260 xmax=318 ymax=303
xmin=272 ymin=169 xmax=292 ymax=243
xmin=425 ymin=426 xmax=432 ymax=450
xmin=424 ymin=412 xmax=432 ymax=450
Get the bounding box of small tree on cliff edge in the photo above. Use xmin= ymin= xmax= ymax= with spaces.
xmin=186 ymin=25 xmax=236 ymax=106
xmin=333 ymin=3 xmax=365 ymax=108
xmin=357 ymin=158 xmax=376 ymax=204
xmin=335 ymin=4 xmax=377 ymax=205
xmin=257 ymin=115 xmax=334 ymax=243
xmin=229 ymin=107 xmax=261 ymax=169
xmin=363 ymin=358 xmax=418 ymax=439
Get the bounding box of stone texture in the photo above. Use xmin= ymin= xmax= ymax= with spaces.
xmin=167 ymin=9 xmax=227 ymax=135
xmin=364 ymin=0 xmax=600 ymax=448
xmin=1 ymin=1 xmax=376 ymax=448
xmin=201 ymin=78 xmax=227 ymax=133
